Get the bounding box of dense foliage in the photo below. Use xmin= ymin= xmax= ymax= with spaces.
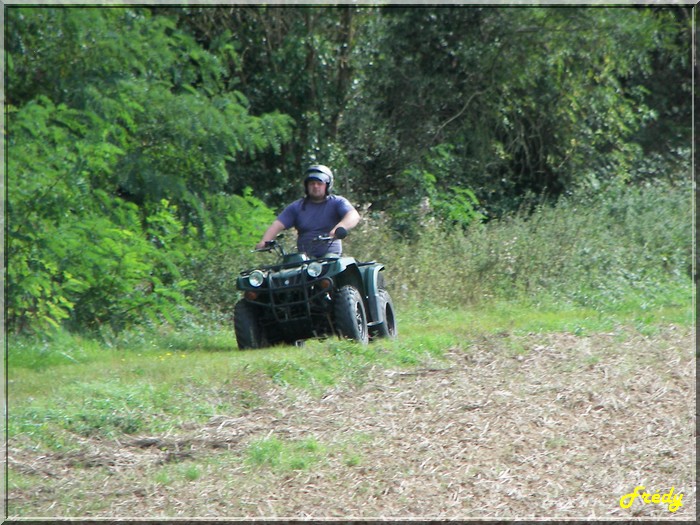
xmin=5 ymin=6 xmax=692 ymax=335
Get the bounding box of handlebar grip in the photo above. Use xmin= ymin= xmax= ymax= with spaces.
xmin=314 ymin=227 xmax=348 ymax=242
xmin=334 ymin=227 xmax=348 ymax=240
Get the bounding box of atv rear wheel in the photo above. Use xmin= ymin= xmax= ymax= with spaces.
xmin=371 ymin=289 xmax=398 ymax=339
xmin=234 ymin=300 xmax=268 ymax=350
xmin=334 ymin=285 xmax=369 ymax=344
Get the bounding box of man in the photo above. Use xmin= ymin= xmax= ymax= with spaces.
xmin=255 ymin=165 xmax=361 ymax=257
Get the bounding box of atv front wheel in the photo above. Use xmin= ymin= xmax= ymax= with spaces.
xmin=234 ymin=300 xmax=268 ymax=350
xmin=334 ymin=285 xmax=369 ymax=344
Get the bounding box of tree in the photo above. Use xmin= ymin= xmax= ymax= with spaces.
xmin=6 ymin=7 xmax=292 ymax=333
xmin=7 ymin=7 xmax=293 ymax=222
xmin=6 ymin=6 xmax=691 ymax=333
xmin=6 ymin=96 xmax=191 ymax=332
xmin=341 ymin=7 xmax=687 ymax=218
xmin=159 ymin=6 xmax=364 ymax=206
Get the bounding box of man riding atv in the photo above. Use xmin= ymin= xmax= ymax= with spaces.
xmin=235 ymin=164 xmax=397 ymax=349
xmin=255 ymin=164 xmax=361 ymax=258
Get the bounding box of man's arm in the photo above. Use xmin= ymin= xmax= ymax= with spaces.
xmin=255 ymin=219 xmax=286 ymax=250
xmin=330 ymin=208 xmax=361 ymax=237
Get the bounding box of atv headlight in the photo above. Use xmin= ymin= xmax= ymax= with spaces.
xmin=307 ymin=261 xmax=323 ymax=278
xmin=248 ymin=270 xmax=265 ymax=288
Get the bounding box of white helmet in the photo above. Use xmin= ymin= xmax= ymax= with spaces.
xmin=304 ymin=165 xmax=334 ymax=195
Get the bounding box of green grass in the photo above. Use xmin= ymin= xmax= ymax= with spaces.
xmin=245 ymin=436 xmax=324 ymax=472
xmin=6 ymin=334 xmax=338 ymax=449
xmin=8 ymin=286 xmax=693 ymax=454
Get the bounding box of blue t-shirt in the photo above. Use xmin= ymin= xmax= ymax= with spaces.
xmin=277 ymin=195 xmax=354 ymax=257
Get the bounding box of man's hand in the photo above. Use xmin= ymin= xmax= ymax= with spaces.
xmin=329 ymin=226 xmax=348 ymax=240
xmin=256 ymin=219 xmax=286 ymax=250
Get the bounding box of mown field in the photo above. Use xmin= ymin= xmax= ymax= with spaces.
xmin=7 ymin=301 xmax=695 ymax=519
xmin=6 ymin=181 xmax=695 ymax=519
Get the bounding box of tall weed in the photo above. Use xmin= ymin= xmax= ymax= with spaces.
xmin=344 ymin=180 xmax=692 ymax=314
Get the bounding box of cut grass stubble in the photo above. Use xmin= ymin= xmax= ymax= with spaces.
xmin=8 ymin=297 xmax=696 ymax=517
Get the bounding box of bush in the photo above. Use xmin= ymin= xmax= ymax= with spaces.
xmin=182 ymin=189 xmax=277 ymax=316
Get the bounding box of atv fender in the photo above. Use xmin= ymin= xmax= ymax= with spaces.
xmin=360 ymin=263 xmax=385 ymax=324
xmin=330 ymin=258 xmax=365 ymax=297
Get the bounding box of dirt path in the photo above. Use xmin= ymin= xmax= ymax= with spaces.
xmin=9 ymin=326 xmax=696 ymax=519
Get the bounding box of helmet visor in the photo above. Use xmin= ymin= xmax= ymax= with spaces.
xmin=304 ymin=172 xmax=331 ymax=185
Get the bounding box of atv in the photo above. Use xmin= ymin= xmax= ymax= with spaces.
xmin=234 ymin=227 xmax=397 ymax=349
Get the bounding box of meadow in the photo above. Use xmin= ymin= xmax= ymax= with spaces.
xmin=6 ymin=181 xmax=695 ymax=518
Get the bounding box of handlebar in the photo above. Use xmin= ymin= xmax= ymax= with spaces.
xmin=252 ymin=239 xmax=279 ymax=253
xmin=314 ymin=227 xmax=347 ymax=242
xmin=253 ymin=227 xmax=348 ymax=254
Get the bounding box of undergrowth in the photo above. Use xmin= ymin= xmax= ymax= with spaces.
xmin=344 ymin=180 xmax=692 ymax=314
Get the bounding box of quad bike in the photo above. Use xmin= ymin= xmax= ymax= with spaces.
xmin=234 ymin=227 xmax=397 ymax=349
